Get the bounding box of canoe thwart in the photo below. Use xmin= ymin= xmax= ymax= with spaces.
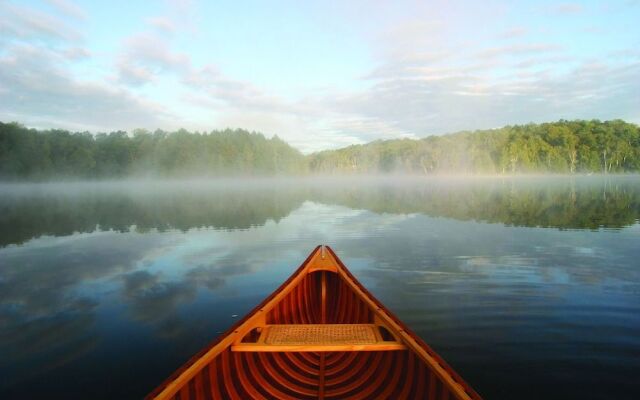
xmin=231 ymin=324 xmax=407 ymax=352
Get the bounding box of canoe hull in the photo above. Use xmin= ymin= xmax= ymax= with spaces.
xmin=147 ymin=246 xmax=482 ymax=400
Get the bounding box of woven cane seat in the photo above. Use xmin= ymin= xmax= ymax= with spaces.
xmin=265 ymin=324 xmax=378 ymax=345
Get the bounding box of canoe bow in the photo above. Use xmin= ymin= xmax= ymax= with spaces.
xmin=146 ymin=245 xmax=482 ymax=400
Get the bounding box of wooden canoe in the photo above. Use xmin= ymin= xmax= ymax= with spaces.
xmin=146 ymin=245 xmax=482 ymax=400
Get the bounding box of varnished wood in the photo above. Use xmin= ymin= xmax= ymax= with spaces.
xmin=232 ymin=343 xmax=408 ymax=352
xmin=321 ymin=271 xmax=327 ymax=323
xmin=231 ymin=324 xmax=407 ymax=352
xmin=318 ymin=352 xmax=326 ymax=400
xmin=146 ymin=245 xmax=483 ymax=400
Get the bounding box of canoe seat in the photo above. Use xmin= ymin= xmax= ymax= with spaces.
xmin=232 ymin=324 xmax=407 ymax=352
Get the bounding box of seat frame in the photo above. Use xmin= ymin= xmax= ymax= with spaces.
xmin=231 ymin=323 xmax=407 ymax=352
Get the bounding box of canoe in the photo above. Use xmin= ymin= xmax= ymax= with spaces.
xmin=146 ymin=245 xmax=482 ymax=400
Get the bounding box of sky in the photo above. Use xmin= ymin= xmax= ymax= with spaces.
xmin=0 ymin=0 xmax=639 ymax=153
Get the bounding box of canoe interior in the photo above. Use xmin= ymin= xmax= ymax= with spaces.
xmin=268 ymin=270 xmax=370 ymax=324
xmin=147 ymin=246 xmax=482 ymax=400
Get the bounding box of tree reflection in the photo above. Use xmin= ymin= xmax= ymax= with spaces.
xmin=0 ymin=177 xmax=638 ymax=248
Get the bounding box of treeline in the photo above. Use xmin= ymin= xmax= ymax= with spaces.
xmin=0 ymin=123 xmax=306 ymax=179
xmin=310 ymin=119 xmax=640 ymax=174
xmin=1 ymin=119 xmax=639 ymax=178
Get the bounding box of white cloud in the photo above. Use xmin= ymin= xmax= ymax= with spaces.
xmin=498 ymin=27 xmax=529 ymax=40
xmin=475 ymin=43 xmax=562 ymax=60
xmin=62 ymin=46 xmax=91 ymax=60
xmin=328 ymin=57 xmax=640 ymax=136
xmin=184 ymin=65 xmax=309 ymax=115
xmin=0 ymin=44 xmax=173 ymax=131
xmin=0 ymin=2 xmax=81 ymax=43
xmin=546 ymin=3 xmax=585 ymax=15
xmin=147 ymin=16 xmax=176 ymax=33
xmin=116 ymin=32 xmax=190 ymax=85
xmin=45 ymin=0 xmax=87 ymax=21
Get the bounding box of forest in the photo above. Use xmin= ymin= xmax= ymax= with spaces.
xmin=310 ymin=119 xmax=640 ymax=174
xmin=0 ymin=124 xmax=307 ymax=178
xmin=0 ymin=119 xmax=639 ymax=179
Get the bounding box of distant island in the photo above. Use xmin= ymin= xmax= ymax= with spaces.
xmin=0 ymin=119 xmax=638 ymax=179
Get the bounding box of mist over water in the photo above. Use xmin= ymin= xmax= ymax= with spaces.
xmin=0 ymin=175 xmax=639 ymax=399
xmin=2 ymin=175 xmax=639 ymax=245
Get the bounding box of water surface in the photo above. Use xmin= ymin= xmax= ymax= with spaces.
xmin=0 ymin=176 xmax=639 ymax=399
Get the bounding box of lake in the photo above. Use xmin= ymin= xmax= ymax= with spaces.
xmin=0 ymin=176 xmax=639 ymax=399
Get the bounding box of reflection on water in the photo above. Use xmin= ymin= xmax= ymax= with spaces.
xmin=1 ymin=176 xmax=640 ymax=248
xmin=0 ymin=176 xmax=639 ymax=399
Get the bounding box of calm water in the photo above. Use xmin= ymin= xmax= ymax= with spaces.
xmin=0 ymin=176 xmax=639 ymax=399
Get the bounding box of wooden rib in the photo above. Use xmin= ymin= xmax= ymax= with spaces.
xmin=415 ymin=352 xmax=429 ymax=398
xmin=395 ymin=352 xmax=416 ymax=399
xmin=344 ymin=352 xmax=400 ymax=399
xmin=295 ymin=278 xmax=306 ymax=324
xmin=233 ymin=353 xmax=267 ymax=400
xmin=244 ymin=353 xmax=300 ymax=400
xmin=301 ymin=273 xmax=311 ymax=324
xmin=377 ymin=352 xmax=404 ymax=398
xmin=274 ymin=352 xmax=316 ymax=381
xmin=208 ymin=359 xmax=222 ymax=400
xmin=297 ymin=350 xmax=321 ymax=365
xmin=324 ymin=352 xmax=373 ymax=387
xmin=335 ymin=281 xmax=347 ymax=323
xmin=256 ymin=352 xmax=317 ymax=398
xmin=321 ymin=271 xmax=327 ymax=323
xmin=428 ymin=367 xmax=438 ymax=399
xmin=325 ymin=352 xmax=384 ymax=397
xmin=220 ymin=350 xmax=241 ymax=399
xmin=178 ymin=383 xmax=189 ymax=400
xmin=413 ymin=356 xmax=427 ymax=399
xmin=269 ymin=353 xmax=318 ymax=386
xmin=199 ymin=365 xmax=212 ymax=400
xmin=282 ymin=352 xmax=318 ymax=374
xmin=318 ymin=353 xmax=326 ymax=400
xmin=193 ymin=371 xmax=204 ymax=400
xmin=323 ymin=352 xmax=359 ymax=376
xmin=324 ymin=354 xmax=373 ymax=398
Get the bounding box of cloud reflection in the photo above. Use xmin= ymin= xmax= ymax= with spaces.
xmin=0 ymin=232 xmax=178 ymax=388
xmin=0 ymin=177 xmax=639 ymax=398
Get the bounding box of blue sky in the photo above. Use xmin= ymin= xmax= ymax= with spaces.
xmin=0 ymin=0 xmax=639 ymax=152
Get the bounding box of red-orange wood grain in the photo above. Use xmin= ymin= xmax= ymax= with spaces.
xmin=146 ymin=246 xmax=482 ymax=400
